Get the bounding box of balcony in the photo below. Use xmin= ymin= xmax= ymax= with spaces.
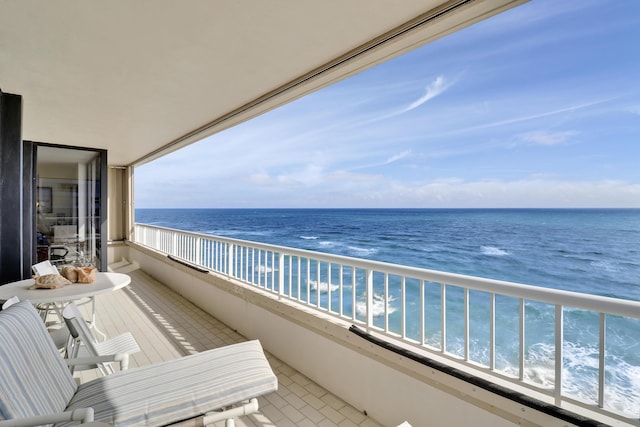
xmin=81 ymin=265 xmax=384 ymax=427
xmin=120 ymin=223 xmax=640 ymax=427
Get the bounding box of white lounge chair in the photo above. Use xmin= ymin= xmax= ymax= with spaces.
xmin=0 ymin=300 xmax=277 ymax=427
xmin=63 ymin=302 xmax=140 ymax=375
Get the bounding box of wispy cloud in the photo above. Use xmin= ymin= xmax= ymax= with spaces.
xmin=350 ymin=150 xmax=412 ymax=172
xmin=465 ymin=99 xmax=611 ymax=132
xmin=365 ymin=75 xmax=456 ymax=124
xmin=520 ymin=131 xmax=578 ymax=146
xmin=384 ymin=150 xmax=412 ymax=164
xmin=401 ymin=75 xmax=453 ymax=113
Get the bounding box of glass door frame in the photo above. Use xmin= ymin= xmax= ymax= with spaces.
xmin=29 ymin=142 xmax=108 ymax=272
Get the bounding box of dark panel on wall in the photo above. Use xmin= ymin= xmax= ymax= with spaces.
xmin=0 ymin=91 xmax=24 ymax=284
xmin=22 ymin=141 xmax=36 ymax=277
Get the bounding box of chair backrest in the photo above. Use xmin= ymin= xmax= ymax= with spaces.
xmin=1 ymin=296 xmax=20 ymax=310
xmin=63 ymin=302 xmax=100 ymax=356
xmin=32 ymin=260 xmax=60 ymax=276
xmin=0 ymin=300 xmax=77 ymax=421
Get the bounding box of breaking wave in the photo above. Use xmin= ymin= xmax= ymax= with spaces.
xmin=308 ymin=280 xmax=339 ymax=292
xmin=355 ymin=293 xmax=397 ymax=317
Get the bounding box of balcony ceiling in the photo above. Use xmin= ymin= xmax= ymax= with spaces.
xmin=0 ymin=0 xmax=524 ymax=166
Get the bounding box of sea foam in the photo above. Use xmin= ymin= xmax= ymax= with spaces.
xmin=481 ymin=246 xmax=509 ymax=256
xmin=348 ymin=246 xmax=379 ymax=257
xmin=308 ymin=280 xmax=339 ymax=292
xmin=355 ymin=293 xmax=396 ymax=317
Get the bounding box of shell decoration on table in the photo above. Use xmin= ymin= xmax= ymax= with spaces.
xmin=30 ymin=274 xmax=72 ymax=289
xmin=61 ymin=265 xmax=97 ymax=284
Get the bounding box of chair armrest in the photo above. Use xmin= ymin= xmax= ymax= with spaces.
xmin=0 ymin=407 xmax=94 ymax=426
xmin=66 ymin=353 xmax=130 ymax=371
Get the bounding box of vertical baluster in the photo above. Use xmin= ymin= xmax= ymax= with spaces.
xmin=519 ymin=298 xmax=525 ymax=381
xmin=441 ymin=283 xmax=446 ymax=353
xmin=316 ymin=260 xmax=321 ymax=308
xmin=219 ymin=241 xmax=224 ymax=274
xmin=328 ymin=263 xmax=333 ymax=313
xmin=420 ymin=279 xmax=425 ymax=346
xmin=287 ymin=256 xmax=293 ymax=298
xmin=278 ymin=252 xmax=284 ymax=297
xmin=306 ymin=258 xmax=311 ymax=304
xmin=228 ymin=243 xmax=235 ymax=277
xmin=268 ymin=251 xmax=273 ymax=289
xmin=339 ymin=264 xmax=344 ymax=317
xmin=195 ymin=236 xmax=201 ymax=266
xmin=245 ymin=246 xmax=250 ymax=280
xmin=366 ymin=268 xmax=373 ymax=329
xmin=598 ymin=312 xmax=606 ymax=408
xmin=490 ymin=292 xmax=496 ymax=371
xmin=384 ymin=273 xmax=389 ymax=333
xmin=555 ymin=305 xmax=563 ymax=406
xmin=217 ymin=241 xmax=221 ymax=273
xmin=238 ymin=245 xmax=243 ymax=279
xmin=297 ymin=257 xmax=302 ymax=302
xmin=351 ymin=266 xmax=357 ymax=322
xmin=212 ymin=241 xmax=216 ymax=271
xmin=464 ymin=288 xmax=469 ymax=361
xmin=257 ymin=250 xmax=262 ymax=287
xmin=401 ymin=276 xmax=406 ymax=339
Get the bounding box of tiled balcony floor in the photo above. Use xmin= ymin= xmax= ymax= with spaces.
xmin=71 ymin=267 xmax=385 ymax=427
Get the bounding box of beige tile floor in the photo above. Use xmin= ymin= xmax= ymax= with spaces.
xmin=69 ymin=268 xmax=385 ymax=427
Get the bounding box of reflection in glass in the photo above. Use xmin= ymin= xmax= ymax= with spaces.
xmin=36 ymin=146 xmax=102 ymax=268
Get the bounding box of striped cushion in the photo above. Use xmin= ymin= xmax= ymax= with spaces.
xmin=0 ymin=300 xmax=77 ymax=423
xmin=59 ymin=340 xmax=277 ymax=427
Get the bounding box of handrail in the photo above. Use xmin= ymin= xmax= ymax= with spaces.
xmin=133 ymin=222 xmax=640 ymax=423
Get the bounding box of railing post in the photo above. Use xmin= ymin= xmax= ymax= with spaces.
xmin=555 ymin=305 xmax=563 ymax=406
xmin=441 ymin=283 xmax=446 ymax=353
xmin=228 ymin=243 xmax=234 ymax=277
xmin=420 ymin=279 xmax=425 ymax=346
xmin=278 ymin=253 xmax=285 ymax=298
xmin=464 ymin=288 xmax=469 ymax=361
xmin=519 ymin=298 xmax=525 ymax=381
xmin=366 ymin=268 xmax=373 ymax=330
xmin=172 ymin=230 xmax=177 ymax=257
xmin=598 ymin=313 xmax=606 ymax=409
xmin=195 ymin=236 xmax=201 ymax=265
xmin=490 ymin=293 xmax=496 ymax=371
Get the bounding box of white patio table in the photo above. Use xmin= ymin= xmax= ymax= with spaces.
xmin=0 ymin=272 xmax=131 ymax=340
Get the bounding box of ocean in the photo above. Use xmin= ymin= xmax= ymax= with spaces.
xmin=135 ymin=208 xmax=640 ymax=416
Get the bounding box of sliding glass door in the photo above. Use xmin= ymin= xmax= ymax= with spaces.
xmin=35 ymin=145 xmax=107 ymax=271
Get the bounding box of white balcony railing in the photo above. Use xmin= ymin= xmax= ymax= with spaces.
xmin=133 ymin=223 xmax=640 ymax=423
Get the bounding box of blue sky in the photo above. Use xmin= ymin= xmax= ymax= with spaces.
xmin=135 ymin=0 xmax=640 ymax=208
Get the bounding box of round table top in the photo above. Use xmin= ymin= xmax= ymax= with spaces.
xmin=0 ymin=272 xmax=131 ymax=304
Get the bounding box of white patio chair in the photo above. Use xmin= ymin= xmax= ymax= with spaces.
xmin=31 ymin=259 xmax=60 ymax=276
xmin=0 ymin=300 xmax=277 ymax=427
xmin=30 ymin=260 xmax=72 ymax=348
xmin=63 ymin=302 xmax=140 ymax=375
xmin=31 ymin=260 xmax=106 ymax=341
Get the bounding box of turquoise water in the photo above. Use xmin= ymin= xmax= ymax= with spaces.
xmin=135 ymin=208 xmax=640 ymax=416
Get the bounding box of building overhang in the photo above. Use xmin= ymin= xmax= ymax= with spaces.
xmin=1 ymin=0 xmax=526 ymax=166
